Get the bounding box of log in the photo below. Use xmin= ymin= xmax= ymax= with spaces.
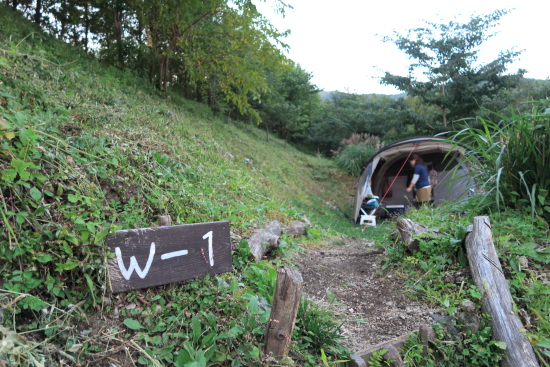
xmin=248 ymin=221 xmax=282 ymax=261
xmin=383 ymin=345 xmax=405 ymax=367
xmin=284 ymin=220 xmax=308 ymax=237
xmin=395 ymin=219 xmax=442 ymax=251
xmin=350 ymin=325 xmax=434 ymax=367
xmin=265 ymin=267 xmax=303 ymax=360
xmin=395 ymin=219 xmax=428 ymax=251
xmin=465 ymin=216 xmax=539 ymax=367
xmin=350 ymin=332 xmax=413 ymax=367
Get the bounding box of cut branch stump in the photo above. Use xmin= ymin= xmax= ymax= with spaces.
xmin=158 ymin=215 xmax=171 ymax=226
xmin=465 ymin=216 xmax=539 ymax=367
xmin=265 ymin=267 xmax=303 ymax=360
xmin=395 ymin=219 xmax=440 ymax=251
xmin=248 ymin=221 xmax=282 ymax=261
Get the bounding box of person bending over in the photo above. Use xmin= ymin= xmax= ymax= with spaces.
xmin=406 ymin=153 xmax=432 ymax=206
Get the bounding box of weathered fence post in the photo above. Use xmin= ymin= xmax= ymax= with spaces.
xmin=465 ymin=216 xmax=539 ymax=367
xmin=265 ymin=267 xmax=303 ymax=360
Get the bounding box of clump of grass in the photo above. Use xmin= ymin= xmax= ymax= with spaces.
xmin=449 ymin=101 xmax=550 ymax=220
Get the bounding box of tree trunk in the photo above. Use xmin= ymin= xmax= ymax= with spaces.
xmin=34 ymin=0 xmax=41 ymax=25
xmin=265 ymin=267 xmax=303 ymax=360
xmin=441 ymin=84 xmax=447 ymax=127
xmin=114 ymin=11 xmax=124 ymax=65
xmin=84 ymin=2 xmax=89 ymax=52
xmin=465 ymin=216 xmax=539 ymax=367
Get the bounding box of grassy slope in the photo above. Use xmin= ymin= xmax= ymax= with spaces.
xmin=0 ymin=5 xmax=371 ymax=366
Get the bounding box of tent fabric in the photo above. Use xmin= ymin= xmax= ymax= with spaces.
xmin=352 ymin=136 xmax=470 ymax=222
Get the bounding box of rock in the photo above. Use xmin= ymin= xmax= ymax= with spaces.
xmin=429 ymin=313 xmax=459 ymax=338
xmin=442 ymin=273 xmax=455 ymax=283
xmin=460 ymin=300 xmax=476 ymax=312
xmin=456 ymin=312 xmax=480 ymax=333
xmin=518 ymin=256 xmax=529 ymax=270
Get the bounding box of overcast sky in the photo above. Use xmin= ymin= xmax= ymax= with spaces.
xmin=256 ymin=0 xmax=550 ymax=95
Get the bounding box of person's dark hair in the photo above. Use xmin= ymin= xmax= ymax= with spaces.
xmin=411 ymin=153 xmax=425 ymax=165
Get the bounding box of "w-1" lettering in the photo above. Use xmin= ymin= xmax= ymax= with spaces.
xmin=115 ymin=242 xmax=155 ymax=280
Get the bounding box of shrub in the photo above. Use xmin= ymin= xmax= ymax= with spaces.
xmin=450 ymin=100 xmax=550 ymax=220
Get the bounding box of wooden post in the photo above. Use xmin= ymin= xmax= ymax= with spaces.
xmin=465 ymin=216 xmax=539 ymax=367
xmin=265 ymin=267 xmax=303 ymax=360
xmin=158 ymin=215 xmax=171 ymax=226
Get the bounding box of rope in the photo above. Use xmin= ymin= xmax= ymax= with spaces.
xmin=362 ymin=144 xmax=418 ymax=231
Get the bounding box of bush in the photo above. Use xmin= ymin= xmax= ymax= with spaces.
xmin=334 ymin=143 xmax=378 ymax=176
xmin=450 ymin=100 xmax=550 ymax=220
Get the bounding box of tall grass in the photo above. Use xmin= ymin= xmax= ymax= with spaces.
xmin=450 ymin=100 xmax=550 ymax=220
xmin=333 ymin=134 xmax=382 ymax=176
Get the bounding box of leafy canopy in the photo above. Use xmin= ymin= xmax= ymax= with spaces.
xmin=381 ymin=9 xmax=524 ymax=127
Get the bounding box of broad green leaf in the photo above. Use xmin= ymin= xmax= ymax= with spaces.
xmin=67 ymin=194 xmax=79 ymax=203
xmin=227 ymin=327 xmax=243 ymax=338
xmin=493 ymin=341 xmax=507 ymax=350
xmin=123 ymin=318 xmax=143 ymax=330
xmin=536 ymin=338 xmax=550 ymax=349
xmin=2 ymin=169 xmax=17 ymax=182
xmin=37 ymin=254 xmax=54 ymax=263
xmin=29 ymin=187 xmax=42 ymax=201
xmin=191 ymin=316 xmax=201 ymax=343
xmin=55 ymin=261 xmax=79 ymax=272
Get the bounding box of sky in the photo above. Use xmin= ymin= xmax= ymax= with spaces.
xmin=255 ymin=0 xmax=550 ymax=95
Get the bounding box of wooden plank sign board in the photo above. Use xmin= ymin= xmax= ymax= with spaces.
xmin=105 ymin=221 xmax=232 ymax=293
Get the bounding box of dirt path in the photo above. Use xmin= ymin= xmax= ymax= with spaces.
xmin=295 ymin=237 xmax=436 ymax=352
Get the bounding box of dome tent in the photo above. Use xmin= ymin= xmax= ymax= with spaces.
xmin=352 ymin=136 xmax=472 ymax=222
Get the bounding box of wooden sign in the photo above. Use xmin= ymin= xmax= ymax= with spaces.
xmin=105 ymin=221 xmax=232 ymax=293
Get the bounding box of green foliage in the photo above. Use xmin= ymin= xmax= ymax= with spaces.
xmin=450 ymin=100 xmax=550 ymax=221
xmin=292 ymin=296 xmax=350 ymax=366
xmin=402 ymin=321 xmax=506 ymax=366
xmin=0 ymin=10 xmax=368 ymax=366
xmin=367 ymin=349 xmax=391 ymax=366
xmin=256 ymin=63 xmax=321 ymax=143
xmin=382 ymin=9 xmax=524 ymax=127
xmin=334 ymin=141 xmax=379 ymax=176
xmin=309 ymin=92 xmax=421 ymax=153
xmin=9 ymin=0 xmax=293 ymax=122
xmin=381 ymin=203 xmax=550 ymax=365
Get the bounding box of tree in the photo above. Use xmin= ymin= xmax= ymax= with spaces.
xmin=381 ymin=10 xmax=524 ymax=127
xmin=257 ymin=64 xmax=320 ymax=144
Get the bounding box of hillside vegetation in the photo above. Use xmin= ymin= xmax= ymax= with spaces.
xmin=3 ymin=4 xmax=550 ymax=367
xmin=0 ymin=6 xmax=361 ymax=366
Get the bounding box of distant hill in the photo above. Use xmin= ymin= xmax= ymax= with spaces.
xmin=319 ymin=90 xmax=406 ymax=102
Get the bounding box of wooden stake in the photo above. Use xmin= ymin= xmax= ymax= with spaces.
xmin=158 ymin=215 xmax=171 ymax=227
xmin=465 ymin=216 xmax=539 ymax=367
xmin=265 ymin=267 xmax=303 ymax=360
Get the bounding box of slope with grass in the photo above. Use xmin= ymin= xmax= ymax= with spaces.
xmin=0 ymin=5 xmax=365 ymax=366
